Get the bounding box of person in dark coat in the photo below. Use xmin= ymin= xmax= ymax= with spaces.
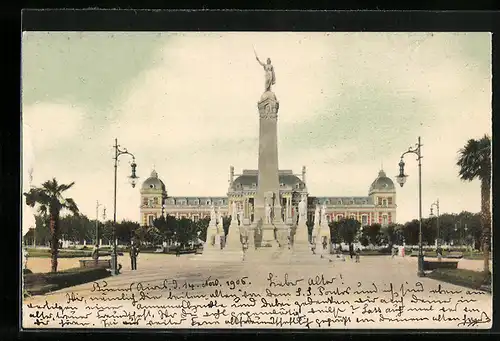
xmin=349 ymin=244 xmax=354 ymax=259
xmin=129 ymin=242 xmax=139 ymax=270
xmin=91 ymin=244 xmax=99 ymax=263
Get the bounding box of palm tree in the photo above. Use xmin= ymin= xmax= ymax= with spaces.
xmin=457 ymin=134 xmax=491 ymax=274
xmin=24 ymin=178 xmax=79 ymax=273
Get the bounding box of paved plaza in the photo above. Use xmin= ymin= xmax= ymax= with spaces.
xmin=23 ymin=253 xmax=492 ymax=330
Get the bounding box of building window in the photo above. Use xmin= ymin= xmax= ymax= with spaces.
xmin=326 ymin=215 xmax=331 ymax=222
xmin=382 ymin=215 xmax=388 ymax=226
xmin=148 ymin=215 xmax=154 ymax=227
xmin=336 ymin=214 xmax=343 ymax=221
xmin=193 ymin=215 xmax=199 ymax=222
xmin=325 ymin=200 xmax=330 ymax=205
xmin=143 ymin=197 xmax=148 ymax=206
xmin=361 ymin=215 xmax=368 ymax=226
xmin=337 ymin=200 xmax=342 ymax=205
xmin=193 ymin=199 xmax=199 ymax=205
xmin=252 ymin=183 xmax=257 ymax=188
xmin=350 ymin=200 xmax=354 ymax=205
xmin=382 ymin=199 xmax=388 ymax=207
xmin=350 ymin=215 xmax=356 ymax=220
xmin=206 ymin=200 xmax=211 ymax=205
xmin=153 ymin=197 xmax=158 ymax=205
xmin=362 ymin=200 xmax=367 ymax=205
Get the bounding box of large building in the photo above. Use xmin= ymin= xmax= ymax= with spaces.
xmin=140 ymin=166 xmax=397 ymax=227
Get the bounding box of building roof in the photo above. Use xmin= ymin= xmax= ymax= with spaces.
xmin=231 ymin=170 xmax=305 ymax=190
xmin=369 ymin=169 xmax=396 ymax=194
xmin=312 ymin=196 xmax=374 ymax=205
xmin=141 ymin=170 xmax=166 ymax=191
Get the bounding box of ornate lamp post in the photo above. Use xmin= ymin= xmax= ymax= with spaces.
xmin=95 ymin=200 xmax=102 ymax=244
xmin=111 ymin=138 xmax=139 ymax=275
xmin=396 ymin=136 xmax=425 ymax=277
xmin=430 ymin=199 xmax=440 ymax=248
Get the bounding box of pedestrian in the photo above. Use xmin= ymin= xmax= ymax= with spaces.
xmin=391 ymin=247 xmax=396 ymax=258
xmin=129 ymin=242 xmax=139 ymax=270
xmin=355 ymin=247 xmax=361 ymax=263
xmin=176 ymin=247 xmax=181 ymax=257
xmin=349 ymin=244 xmax=354 ymax=259
xmin=92 ymin=244 xmax=99 ymax=263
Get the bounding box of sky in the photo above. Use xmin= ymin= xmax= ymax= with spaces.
xmin=21 ymin=32 xmax=491 ymax=234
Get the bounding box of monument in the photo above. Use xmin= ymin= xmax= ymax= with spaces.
xmin=223 ymin=202 xmax=245 ymax=259
xmin=318 ymin=203 xmax=332 ymax=259
xmin=200 ymin=206 xmax=219 ymax=259
xmin=250 ymin=51 xmax=289 ymax=252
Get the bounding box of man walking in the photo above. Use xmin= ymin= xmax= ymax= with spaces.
xmin=129 ymin=242 xmax=139 ymax=270
xmin=349 ymin=243 xmax=354 ymax=259
xmin=355 ymin=247 xmax=361 ymax=263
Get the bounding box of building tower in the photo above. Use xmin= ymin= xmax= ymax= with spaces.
xmin=368 ymin=169 xmax=397 ymax=226
xmin=139 ymin=169 xmax=167 ymax=227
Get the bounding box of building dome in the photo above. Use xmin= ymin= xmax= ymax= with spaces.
xmin=141 ymin=169 xmax=166 ymax=191
xmin=369 ymin=169 xmax=395 ymax=194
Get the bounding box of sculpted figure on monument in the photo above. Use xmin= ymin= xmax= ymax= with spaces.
xmin=322 ymin=203 xmax=327 ymax=222
xmin=218 ymin=211 xmax=224 ymax=229
xmin=265 ymin=203 xmax=272 ymax=224
xmin=210 ymin=205 xmax=217 ymax=223
xmin=298 ymin=197 xmax=307 ymax=221
xmin=231 ymin=201 xmax=238 ymax=218
xmin=314 ymin=205 xmax=321 ymax=225
xmin=255 ymin=50 xmax=276 ymax=92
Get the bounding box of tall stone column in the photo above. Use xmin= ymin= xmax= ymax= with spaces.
xmin=252 ymin=91 xmax=288 ymax=247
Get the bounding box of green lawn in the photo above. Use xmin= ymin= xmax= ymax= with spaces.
xmin=427 ymin=268 xmax=491 ymax=291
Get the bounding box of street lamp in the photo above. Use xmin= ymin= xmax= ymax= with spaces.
xmin=396 ymin=136 xmax=425 ymax=277
xmin=430 ymin=199 xmax=440 ymax=248
xmin=112 ymin=138 xmax=139 ymax=275
xmin=95 ymin=200 xmax=102 ymax=248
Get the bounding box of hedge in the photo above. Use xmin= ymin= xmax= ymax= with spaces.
xmin=24 ymin=267 xmax=111 ymax=295
xmin=27 ymin=249 xmax=124 ymax=258
xmin=427 ymin=268 xmax=491 ymax=291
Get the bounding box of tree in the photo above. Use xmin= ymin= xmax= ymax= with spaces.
xmin=457 ymin=134 xmax=491 ymax=274
xmin=116 ymin=220 xmax=140 ymax=244
xmin=24 ymin=178 xmax=79 ymax=272
xmin=422 ymin=218 xmax=437 ymax=246
xmin=145 ymin=226 xmax=162 ymax=246
xmin=364 ymin=223 xmax=382 ymax=246
xmin=328 ymin=221 xmax=341 ymax=245
xmin=196 ymin=217 xmax=210 ymax=242
xmin=337 ymin=218 xmax=360 ymax=246
xmin=100 ymin=220 xmax=114 ymax=244
xmin=403 ymin=219 xmax=420 ymax=245
xmin=33 ymin=213 xmax=51 ymax=246
xmin=382 ymin=223 xmax=399 ymax=247
xmin=175 ymin=218 xmax=197 ymax=248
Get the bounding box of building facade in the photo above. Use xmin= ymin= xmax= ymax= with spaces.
xmin=139 ymin=167 xmax=397 ymax=227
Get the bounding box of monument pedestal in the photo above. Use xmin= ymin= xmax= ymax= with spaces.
xmin=315 ymin=223 xmax=332 ymax=261
xmin=289 ymin=221 xmax=319 ymax=264
xmin=221 ymin=222 xmax=245 ymax=261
